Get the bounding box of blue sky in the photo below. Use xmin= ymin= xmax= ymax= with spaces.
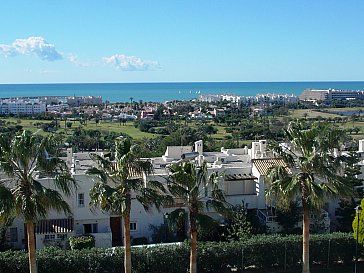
xmin=1 ymin=0 xmax=363 ymax=83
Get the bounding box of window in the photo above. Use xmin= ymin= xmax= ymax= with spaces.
xmin=44 ymin=234 xmax=56 ymax=240
xmin=9 ymin=228 xmax=17 ymax=242
xmin=130 ymin=222 xmax=137 ymax=231
xmin=84 ymin=223 xmax=98 ymax=234
xmin=78 ymin=193 xmax=85 ymax=207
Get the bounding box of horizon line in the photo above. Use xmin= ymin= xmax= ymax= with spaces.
xmin=2 ymin=80 xmax=364 ymax=85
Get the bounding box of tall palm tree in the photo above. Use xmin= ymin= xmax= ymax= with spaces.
xmin=266 ymin=121 xmax=357 ymax=273
xmin=0 ymin=130 xmax=76 ymax=273
xmin=87 ymin=137 xmax=169 ymax=273
xmin=167 ymin=161 xmax=226 ymax=273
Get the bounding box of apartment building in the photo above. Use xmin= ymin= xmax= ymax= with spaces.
xmin=299 ymin=88 xmax=364 ymax=102
xmin=6 ymin=138 xmax=345 ymax=249
xmin=0 ymin=98 xmax=46 ymax=115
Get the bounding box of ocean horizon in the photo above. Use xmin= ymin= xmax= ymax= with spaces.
xmin=1 ymin=81 xmax=364 ymax=102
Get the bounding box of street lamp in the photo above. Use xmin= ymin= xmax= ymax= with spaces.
xmin=355 ymin=205 xmax=362 ymax=273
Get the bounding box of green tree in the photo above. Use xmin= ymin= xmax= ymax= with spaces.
xmin=167 ymin=161 xmax=226 ymax=273
xmin=276 ymin=201 xmax=301 ymax=234
xmin=353 ymin=199 xmax=364 ymax=245
xmin=337 ymin=197 xmax=357 ymax=232
xmin=226 ymin=203 xmax=253 ymax=241
xmin=87 ymin=137 xmax=169 ymax=273
xmin=266 ymin=121 xmax=357 ymax=273
xmin=0 ymin=130 xmax=76 ymax=273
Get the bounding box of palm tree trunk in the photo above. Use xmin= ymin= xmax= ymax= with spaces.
xmin=189 ymin=211 xmax=197 ymax=273
xmin=123 ymin=211 xmax=132 ymax=273
xmin=26 ymin=222 xmax=37 ymax=273
xmin=302 ymin=203 xmax=310 ymax=273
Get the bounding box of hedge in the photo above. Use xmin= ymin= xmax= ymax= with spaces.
xmin=69 ymin=235 xmax=96 ymax=250
xmin=0 ymin=233 xmax=357 ymax=273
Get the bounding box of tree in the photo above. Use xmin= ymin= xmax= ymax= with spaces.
xmin=336 ymin=197 xmax=357 ymax=232
xmin=0 ymin=130 xmax=76 ymax=273
xmin=87 ymin=137 xmax=169 ymax=273
xmin=353 ymin=199 xmax=364 ymax=245
xmin=276 ymin=201 xmax=301 ymax=234
xmin=226 ymin=203 xmax=253 ymax=241
xmin=167 ymin=161 xmax=226 ymax=273
xmin=266 ymin=121 xmax=357 ymax=273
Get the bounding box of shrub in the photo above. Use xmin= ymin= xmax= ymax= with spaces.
xmin=0 ymin=233 xmax=357 ymax=273
xmin=131 ymin=237 xmax=148 ymax=245
xmin=68 ymin=235 xmax=95 ymax=250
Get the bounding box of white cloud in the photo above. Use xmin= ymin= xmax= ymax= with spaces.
xmin=0 ymin=36 xmax=62 ymax=61
xmin=68 ymin=53 xmax=91 ymax=67
xmin=103 ymin=54 xmax=160 ymax=71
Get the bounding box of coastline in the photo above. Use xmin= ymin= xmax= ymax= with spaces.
xmin=1 ymin=81 xmax=364 ymax=102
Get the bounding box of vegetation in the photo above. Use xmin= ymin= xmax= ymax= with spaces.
xmin=266 ymin=121 xmax=360 ymax=273
xmin=69 ymin=235 xmax=95 ymax=250
xmin=166 ymin=161 xmax=227 ymax=273
xmin=0 ymin=131 xmax=76 ymax=273
xmin=352 ymin=198 xmax=364 ymax=245
xmin=226 ymin=204 xmax=253 ymax=241
xmin=0 ymin=233 xmax=357 ymax=273
xmin=87 ymin=137 xmax=170 ymax=273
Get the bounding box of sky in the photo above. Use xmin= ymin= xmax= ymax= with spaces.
xmin=1 ymin=0 xmax=364 ymax=83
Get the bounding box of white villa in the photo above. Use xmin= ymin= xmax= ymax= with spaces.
xmin=6 ymin=138 xmax=363 ymax=250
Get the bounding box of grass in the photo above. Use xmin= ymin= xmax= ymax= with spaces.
xmin=81 ymin=120 xmax=155 ymax=140
xmin=289 ymin=109 xmax=342 ymax=119
xmin=4 ymin=106 xmax=364 ymax=143
xmin=0 ymin=118 xmax=155 ymax=140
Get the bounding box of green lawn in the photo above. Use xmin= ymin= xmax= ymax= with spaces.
xmin=81 ymin=121 xmax=155 ymax=140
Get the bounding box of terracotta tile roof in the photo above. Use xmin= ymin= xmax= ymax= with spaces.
xmin=252 ymin=158 xmax=291 ymax=176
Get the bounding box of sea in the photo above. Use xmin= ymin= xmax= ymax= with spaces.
xmin=1 ymin=81 xmax=364 ymax=103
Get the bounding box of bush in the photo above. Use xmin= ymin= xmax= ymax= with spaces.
xmin=131 ymin=237 xmax=148 ymax=245
xmin=0 ymin=233 xmax=357 ymax=273
xmin=68 ymin=235 xmax=95 ymax=250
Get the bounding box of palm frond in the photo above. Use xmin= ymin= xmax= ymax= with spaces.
xmin=167 ymin=208 xmax=187 ymax=231
xmin=0 ymin=185 xmax=15 ymax=223
xmin=86 ymin=167 xmax=108 ymax=183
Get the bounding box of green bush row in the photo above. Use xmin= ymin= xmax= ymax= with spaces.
xmin=0 ymin=233 xmax=357 ymax=273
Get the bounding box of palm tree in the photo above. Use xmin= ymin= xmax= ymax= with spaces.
xmin=167 ymin=161 xmax=226 ymax=273
xmin=87 ymin=137 xmax=169 ymax=273
xmin=266 ymin=121 xmax=357 ymax=273
xmin=0 ymin=131 xmax=76 ymax=273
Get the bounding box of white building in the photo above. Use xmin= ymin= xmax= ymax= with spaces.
xmin=299 ymin=88 xmax=364 ymax=102
xmin=7 ymin=137 xmax=347 ymax=249
xmin=199 ymin=93 xmax=298 ymax=106
xmin=0 ymin=99 xmax=46 ymax=115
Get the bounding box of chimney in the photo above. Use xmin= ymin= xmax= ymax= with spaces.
xmin=67 ymin=148 xmax=73 ymax=167
xmin=194 ymin=140 xmax=203 ymax=155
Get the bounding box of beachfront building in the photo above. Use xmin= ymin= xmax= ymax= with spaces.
xmin=66 ymin=96 xmax=103 ymax=107
xmin=255 ymin=93 xmax=298 ymax=104
xmin=0 ymin=98 xmax=46 ymax=115
xmin=299 ymin=88 xmax=364 ymax=102
xmin=199 ymin=93 xmax=298 ymax=106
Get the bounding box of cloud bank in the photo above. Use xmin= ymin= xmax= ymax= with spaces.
xmin=103 ymin=54 xmax=160 ymax=71
xmin=0 ymin=36 xmax=62 ymax=61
